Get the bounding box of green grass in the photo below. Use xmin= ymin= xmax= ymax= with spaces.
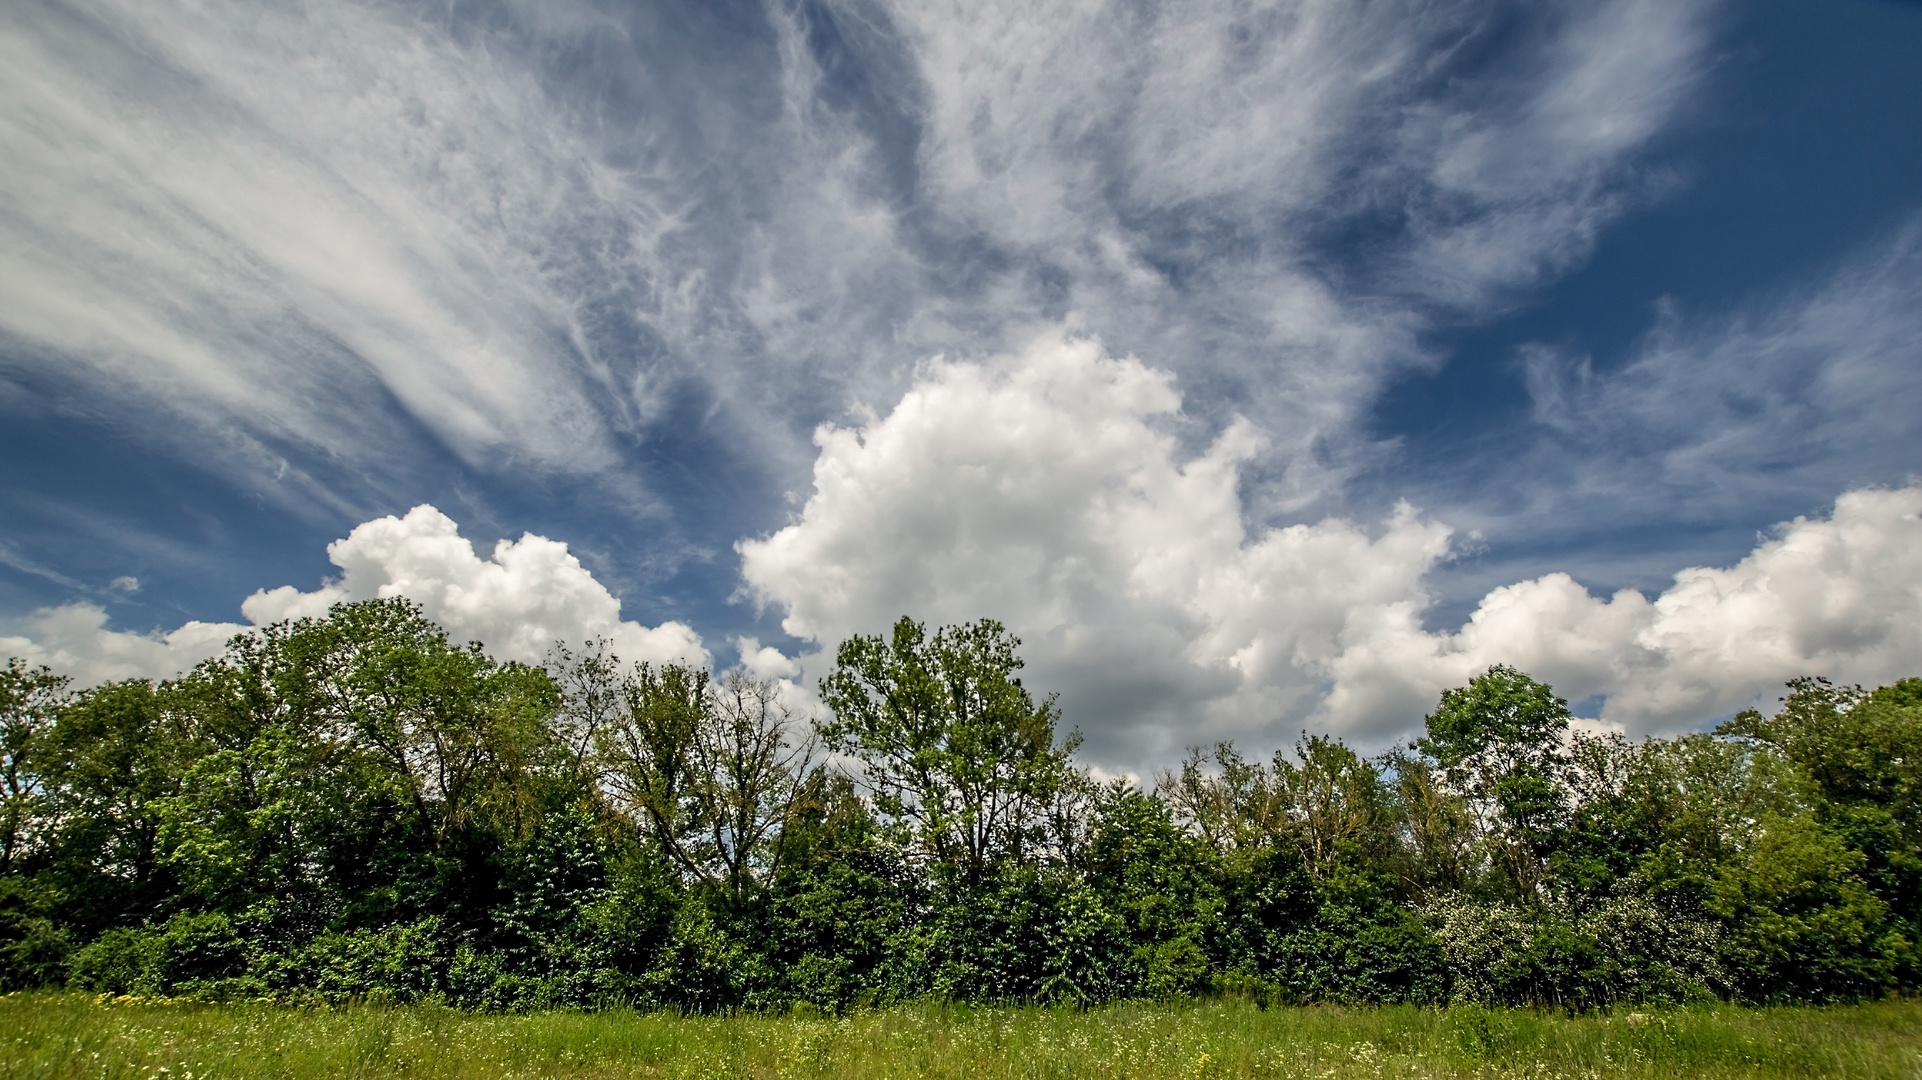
xmin=3 ymin=993 xmax=1918 ymax=1080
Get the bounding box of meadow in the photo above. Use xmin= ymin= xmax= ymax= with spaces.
xmin=3 ymin=993 xmax=1919 ymax=1080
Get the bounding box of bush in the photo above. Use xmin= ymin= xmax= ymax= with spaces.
xmin=265 ymin=916 xmax=453 ymax=1004
xmin=920 ymin=866 xmax=1129 ymax=1005
xmin=0 ymin=879 xmax=69 ymax=990
xmin=154 ymin=912 xmax=248 ymax=992
xmin=1426 ymin=896 xmax=1721 ymax=1008
xmin=68 ymin=926 xmax=163 ymax=995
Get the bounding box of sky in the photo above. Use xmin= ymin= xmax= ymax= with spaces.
xmin=2 ymin=0 xmax=1920 ymax=774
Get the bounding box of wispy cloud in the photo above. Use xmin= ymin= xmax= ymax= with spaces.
xmin=23 ymin=0 xmax=1863 ymax=765
xmin=0 ymin=0 xmax=1721 ymax=527
xmin=1497 ymin=215 xmax=1922 ymax=551
xmin=0 ymin=0 xmax=695 ymax=506
xmin=749 ymin=0 xmax=1720 ymax=511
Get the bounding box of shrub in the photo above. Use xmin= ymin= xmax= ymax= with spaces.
xmin=0 ymin=878 xmax=69 ymax=990
xmin=68 ymin=927 xmax=163 ymax=995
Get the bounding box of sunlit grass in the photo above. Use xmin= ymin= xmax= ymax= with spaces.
xmin=3 ymin=992 xmax=1918 ymax=1079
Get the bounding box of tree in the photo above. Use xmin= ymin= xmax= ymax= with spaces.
xmin=37 ymin=678 xmax=182 ymax=934
xmin=598 ymin=661 xmax=709 ymax=881
xmin=1159 ymin=743 xmax=1288 ymax=855
xmin=1161 ymin=736 xmax=1396 ymax=879
xmin=545 ymin=639 xmax=630 ymax=789
xmin=599 ymin=663 xmax=816 ymax=902
xmin=818 ymin=617 xmax=1079 ymax=884
xmin=1417 ymin=665 xmax=1572 ymax=901
xmin=0 ymin=660 xmax=67 ymax=875
xmin=320 ymin=600 xmax=562 ymax=851
xmin=1274 ymin=735 xmax=1396 ymax=879
xmin=1384 ymin=749 xmax=1474 ymax=898
xmin=694 ymin=670 xmax=818 ymax=903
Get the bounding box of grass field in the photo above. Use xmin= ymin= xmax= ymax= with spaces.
xmin=3 ymin=993 xmax=1919 ymax=1080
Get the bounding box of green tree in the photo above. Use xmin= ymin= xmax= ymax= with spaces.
xmin=598 ymin=661 xmax=710 ymax=881
xmin=1082 ymin=781 xmax=1217 ymax=998
xmin=0 ymin=660 xmax=67 ymax=875
xmin=1159 ymin=743 xmax=1289 ymax=855
xmin=1275 ymin=735 xmax=1397 ymax=879
xmin=599 ymin=663 xmax=816 ymax=904
xmin=1417 ymin=666 xmax=1573 ymax=901
xmin=694 ymin=670 xmax=818 ymax=903
xmin=322 ymin=602 xmax=561 ymax=851
xmin=37 ymin=678 xmax=183 ymax=935
xmin=148 ymin=600 xmax=567 ymax=931
xmin=818 ymin=618 xmax=1079 ymax=884
xmin=1713 ymin=678 xmax=1922 ymax=998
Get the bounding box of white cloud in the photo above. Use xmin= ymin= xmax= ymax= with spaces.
xmin=841 ymin=0 xmax=1716 ymax=465
xmin=2 ymin=505 xmax=706 ymax=685
xmin=733 ymin=637 xmax=800 ymax=683
xmin=243 ymin=505 xmax=707 ymax=668
xmin=738 ymin=332 xmax=1456 ymax=763
xmin=1400 ymin=0 xmax=1709 ymax=303
xmin=13 ymin=328 xmax=1911 ymax=767
xmin=1515 ymin=217 xmax=1922 ymax=531
xmin=0 ymin=604 xmax=241 ymax=688
xmin=740 ymin=334 xmax=1922 ymax=768
xmin=0 ymin=0 xmax=1718 ymax=532
xmin=0 ymin=0 xmax=689 ymax=503
xmin=1332 ymin=485 xmax=1922 ymax=734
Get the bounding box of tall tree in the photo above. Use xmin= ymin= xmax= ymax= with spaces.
xmin=694 ymin=670 xmax=818 ymax=903
xmin=321 ymin=601 xmax=562 ymax=851
xmin=0 ymin=660 xmax=67 ymax=875
xmin=1417 ymin=665 xmax=1572 ymax=900
xmin=598 ymin=661 xmax=709 ymax=879
xmin=599 ymin=663 xmax=815 ymax=902
xmin=818 ymin=617 xmax=1079 ymax=883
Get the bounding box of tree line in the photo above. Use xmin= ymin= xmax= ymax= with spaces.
xmin=1 ymin=598 xmax=1917 ymax=1009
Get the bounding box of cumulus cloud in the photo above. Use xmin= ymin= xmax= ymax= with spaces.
xmin=1327 ymin=485 xmax=1922 ymax=734
xmin=738 ymin=332 xmax=1456 ymax=763
xmin=243 ymin=505 xmax=707 ymax=668
xmin=12 ymin=331 xmax=1912 ymax=768
xmin=2 ymin=506 xmax=706 ymax=685
xmin=0 ymin=603 xmax=241 ymax=688
xmin=740 ymin=334 xmax=1922 ymax=769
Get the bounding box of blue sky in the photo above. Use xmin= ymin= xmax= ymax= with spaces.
xmin=2 ymin=0 xmax=1920 ymax=771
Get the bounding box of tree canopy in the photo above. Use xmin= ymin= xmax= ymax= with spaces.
xmin=2 ymin=599 xmax=1916 ymax=1010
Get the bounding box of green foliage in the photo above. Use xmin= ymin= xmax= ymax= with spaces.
xmin=1418 ymin=665 xmax=1572 ymax=900
xmin=0 ymin=877 xmax=68 ymax=990
xmin=760 ymin=774 xmax=914 ymax=1010
xmin=3 ymin=606 xmax=1920 ymax=1011
xmin=1082 ymin=782 xmax=1217 ymax=998
xmin=0 ymin=659 xmax=68 ymax=876
xmin=67 ymin=925 xmax=162 ymax=995
xmin=1426 ymin=895 xmax=1720 ymax=1008
xmin=818 ymin=617 xmax=1080 ymax=883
